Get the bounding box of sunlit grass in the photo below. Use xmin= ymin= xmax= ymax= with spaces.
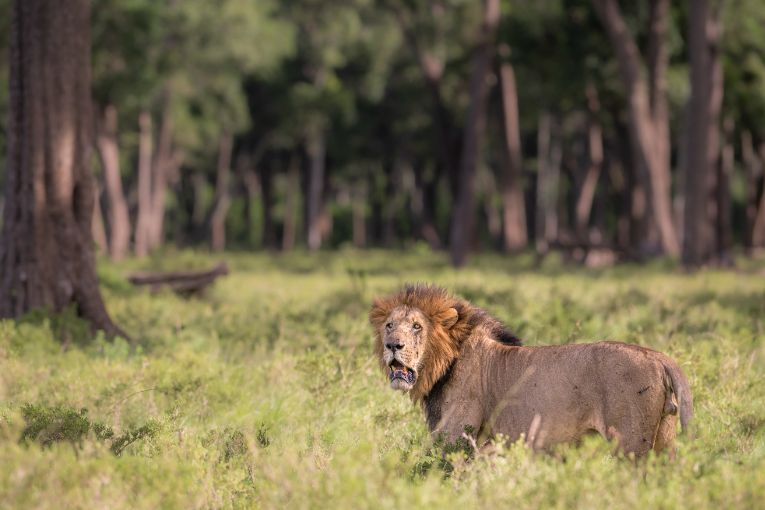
xmin=1 ymin=250 xmax=764 ymax=508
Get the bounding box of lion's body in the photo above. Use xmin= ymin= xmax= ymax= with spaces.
xmin=370 ymin=284 xmax=693 ymax=457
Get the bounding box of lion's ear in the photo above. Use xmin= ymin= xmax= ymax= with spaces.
xmin=441 ymin=308 xmax=459 ymax=329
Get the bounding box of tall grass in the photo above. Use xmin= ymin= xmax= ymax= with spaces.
xmin=1 ymin=250 xmax=763 ymax=508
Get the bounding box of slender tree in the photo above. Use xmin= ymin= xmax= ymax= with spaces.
xmin=450 ymin=0 xmax=501 ymax=266
xmin=210 ymin=131 xmax=234 ymax=251
xmin=496 ymin=44 xmax=527 ymax=252
xmin=94 ymin=104 xmax=131 ymax=260
xmin=592 ymin=0 xmax=680 ymax=257
xmin=0 ymin=0 xmax=125 ymax=337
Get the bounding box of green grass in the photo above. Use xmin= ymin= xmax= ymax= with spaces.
xmin=1 ymin=249 xmax=764 ymax=509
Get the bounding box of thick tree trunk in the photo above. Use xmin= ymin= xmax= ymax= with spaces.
xmin=449 ymin=0 xmax=500 ymax=267
xmin=575 ymin=83 xmax=604 ymax=241
xmin=134 ymin=110 xmax=153 ymax=257
xmin=306 ymin=128 xmax=326 ymax=251
xmin=592 ymin=0 xmax=680 ymax=257
xmin=282 ymin=155 xmax=300 ymax=251
xmin=497 ymin=47 xmax=527 ymax=252
xmin=261 ymin=164 xmax=276 ymax=249
xmin=95 ymin=104 xmax=130 ymax=260
xmin=0 ymin=0 xmax=124 ymax=337
xmin=683 ymin=0 xmax=724 ymax=266
xmin=210 ymin=131 xmax=233 ymax=252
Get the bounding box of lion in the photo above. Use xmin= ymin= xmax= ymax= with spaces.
xmin=369 ymin=284 xmax=693 ymax=457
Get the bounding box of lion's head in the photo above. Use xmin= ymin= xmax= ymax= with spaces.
xmin=369 ymin=284 xmax=519 ymax=402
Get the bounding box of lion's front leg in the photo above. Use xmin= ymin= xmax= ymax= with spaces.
xmin=430 ymin=401 xmax=484 ymax=450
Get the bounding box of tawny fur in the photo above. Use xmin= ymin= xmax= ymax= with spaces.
xmin=369 ymin=284 xmax=693 ymax=457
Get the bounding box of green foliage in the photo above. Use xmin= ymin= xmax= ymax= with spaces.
xmin=19 ymin=403 xmax=160 ymax=456
xmin=1 ymin=251 xmax=764 ymax=508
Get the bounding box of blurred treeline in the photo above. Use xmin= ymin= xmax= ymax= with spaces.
xmin=0 ymin=0 xmax=764 ymax=266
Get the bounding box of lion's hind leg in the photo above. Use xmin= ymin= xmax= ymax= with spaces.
xmin=652 ymin=412 xmax=678 ymax=458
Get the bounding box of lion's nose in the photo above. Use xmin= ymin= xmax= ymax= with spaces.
xmin=386 ymin=341 xmax=404 ymax=352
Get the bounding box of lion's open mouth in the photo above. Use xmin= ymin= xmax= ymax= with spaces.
xmin=388 ymin=359 xmax=416 ymax=385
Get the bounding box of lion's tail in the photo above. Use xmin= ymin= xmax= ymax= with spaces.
xmin=661 ymin=357 xmax=693 ymax=433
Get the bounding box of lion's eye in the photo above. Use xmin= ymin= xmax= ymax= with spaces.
xmin=413 ymin=322 xmax=422 ymax=331
xmin=385 ymin=322 xmax=393 ymax=330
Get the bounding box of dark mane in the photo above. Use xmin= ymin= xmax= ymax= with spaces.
xmin=494 ymin=326 xmax=523 ymax=346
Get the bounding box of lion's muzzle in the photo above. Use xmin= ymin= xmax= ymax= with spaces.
xmin=388 ymin=359 xmax=416 ymax=390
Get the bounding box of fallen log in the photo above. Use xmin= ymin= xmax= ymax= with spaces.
xmin=128 ymin=262 xmax=229 ymax=296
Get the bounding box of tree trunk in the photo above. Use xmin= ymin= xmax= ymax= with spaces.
xmin=449 ymin=0 xmax=500 ymax=267
xmin=0 ymin=0 xmax=124 ymax=337
xmin=210 ymin=131 xmax=233 ymax=252
xmin=147 ymin=96 xmax=175 ymax=251
xmin=535 ymin=112 xmax=560 ymax=253
xmin=352 ymin=181 xmax=367 ymax=248
xmin=592 ymin=0 xmax=680 ymax=257
xmin=683 ymin=0 xmax=724 ymax=267
xmin=95 ymin=104 xmax=131 ymax=260
xmin=742 ymin=132 xmax=763 ymax=248
xmin=575 ymin=83 xmax=604 ymax=241
xmin=497 ymin=46 xmax=527 ymax=252
xmin=389 ymin=4 xmax=459 ymax=192
xmin=306 ymin=127 xmax=326 ymax=251
xmin=241 ymin=166 xmax=261 ymax=249
xmin=92 ymin=185 xmax=108 ymax=255
xmin=753 ymin=143 xmax=765 ymax=247
xmin=716 ymin=117 xmax=734 ymax=263
xmin=261 ymin=164 xmax=276 ymax=249
xmin=412 ymin=163 xmax=442 ymax=249
xmin=282 ymin=155 xmax=300 ymax=251
xmin=134 ymin=111 xmax=153 ymax=256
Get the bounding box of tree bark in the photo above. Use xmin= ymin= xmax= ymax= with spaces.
xmin=389 ymin=3 xmax=459 ymax=192
xmin=716 ymin=117 xmax=734 ymax=263
xmin=94 ymin=103 xmax=130 ymax=260
xmin=575 ymin=83 xmax=604 ymax=241
xmin=134 ymin=110 xmax=153 ymax=257
xmin=92 ymin=185 xmax=108 ymax=255
xmin=210 ymin=131 xmax=233 ymax=252
xmin=535 ymin=112 xmax=561 ymax=254
xmin=592 ymin=0 xmax=680 ymax=257
xmin=306 ymin=127 xmax=326 ymax=251
xmin=241 ymin=165 xmax=261 ymax=249
xmin=496 ymin=46 xmax=527 ymax=252
xmin=0 ymin=0 xmax=124 ymax=337
xmin=742 ymin=132 xmax=763 ymax=248
xmin=261 ymin=164 xmax=276 ymax=249
xmin=147 ymin=95 xmax=176 ymax=251
xmin=282 ymin=155 xmax=300 ymax=251
xmin=352 ymin=181 xmax=367 ymax=248
xmin=683 ymin=0 xmax=724 ymax=266
xmin=412 ymin=163 xmax=442 ymax=249
xmin=753 ymin=143 xmax=765 ymax=247
xmin=449 ymin=0 xmax=500 ymax=267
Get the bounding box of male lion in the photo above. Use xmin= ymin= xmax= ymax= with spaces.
xmin=369 ymin=284 xmax=692 ymax=457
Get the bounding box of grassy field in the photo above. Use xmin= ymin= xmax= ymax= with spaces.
xmin=1 ymin=249 xmax=764 ymax=509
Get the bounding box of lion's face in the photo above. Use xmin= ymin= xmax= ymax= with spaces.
xmin=380 ymin=306 xmax=431 ymax=391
